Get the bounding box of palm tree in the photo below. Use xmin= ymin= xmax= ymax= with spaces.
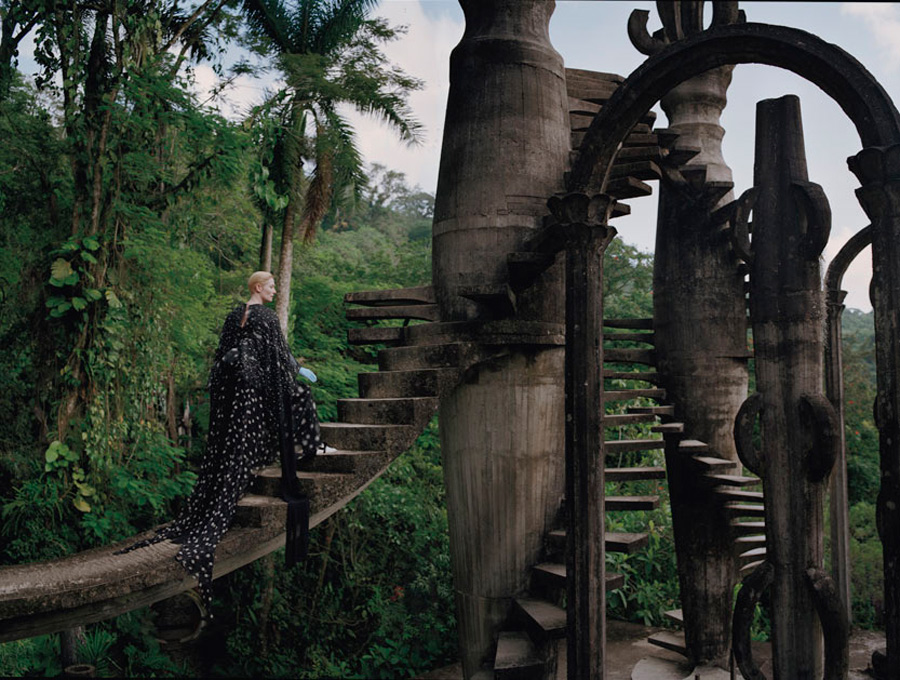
xmin=242 ymin=0 xmax=422 ymax=333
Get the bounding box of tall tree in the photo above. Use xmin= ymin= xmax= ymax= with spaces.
xmin=241 ymin=0 xmax=422 ymax=333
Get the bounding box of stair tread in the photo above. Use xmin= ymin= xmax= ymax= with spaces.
xmin=346 ymin=304 xmax=439 ymax=322
xmin=741 ymin=559 xmax=766 ymax=574
xmin=678 ymin=439 xmax=709 ymax=451
xmin=533 ymin=563 xmax=625 ymax=588
xmin=515 ymin=597 xmax=566 ymax=637
xmin=605 ymin=466 xmax=666 ymax=481
xmin=548 ymin=529 xmax=649 ymax=554
xmin=627 ymin=405 xmax=674 ymax=415
xmin=731 ymin=520 xmax=766 ymax=531
xmin=651 ymin=422 xmax=683 ymax=434
xmin=605 ymin=438 xmax=665 ymax=452
xmin=713 ymin=487 xmax=764 ymax=501
xmin=494 ymin=631 xmax=541 ymax=674
xmin=725 ymin=502 xmax=766 ymax=517
xmin=605 ymin=413 xmax=660 ymax=427
xmin=705 ymin=473 xmax=761 ymax=487
xmin=690 ymin=456 xmax=738 ymax=471
xmin=604 ymin=332 xmax=655 ymax=344
xmin=603 ymin=371 xmax=661 ymax=383
xmin=606 ymin=495 xmax=660 ymax=510
xmin=664 ymin=608 xmax=684 ymax=624
xmin=603 ymin=318 xmax=653 ymax=330
xmin=648 ymin=631 xmax=687 ymax=656
xmin=344 ymin=285 xmax=435 ymax=306
xmin=604 ymin=348 xmax=657 ymax=364
xmin=735 ymin=535 xmax=766 ymax=545
xmin=739 ymin=547 xmax=768 ymax=559
xmin=348 ymin=327 xmax=403 ymax=345
xmin=604 ymin=388 xmax=666 ymax=401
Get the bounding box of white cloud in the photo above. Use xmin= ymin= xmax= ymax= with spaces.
xmin=841 ymin=2 xmax=900 ymax=69
xmin=341 ymin=1 xmax=464 ymax=193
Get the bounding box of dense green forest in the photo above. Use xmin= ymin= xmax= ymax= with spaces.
xmin=0 ymin=1 xmax=886 ymax=677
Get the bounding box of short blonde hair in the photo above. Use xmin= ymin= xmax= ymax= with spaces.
xmin=248 ymin=271 xmax=274 ymax=293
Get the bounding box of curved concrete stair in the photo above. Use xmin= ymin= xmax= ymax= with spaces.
xmin=358 ymin=367 xmax=459 ymax=398
xmin=606 ymin=495 xmax=660 ymax=511
xmin=546 ymin=529 xmax=649 ymax=555
xmin=647 ymin=630 xmax=687 ymax=657
xmin=604 ymin=348 xmax=656 ymax=364
xmin=320 ymin=422 xmax=417 ymax=451
xmin=604 ymin=388 xmax=666 ymax=401
xmin=605 ymin=332 xmax=655 ymax=344
xmin=493 ymin=631 xmax=542 ymax=680
xmin=345 ymin=304 xmax=439 ymax=322
xmin=532 ymin=563 xmax=626 ymax=592
xmin=704 ymin=473 xmax=761 ymax=487
xmin=344 ymin=285 xmax=435 ymax=307
xmin=348 ymin=326 xmax=404 ymax=346
xmin=604 ymin=370 xmax=661 ymax=384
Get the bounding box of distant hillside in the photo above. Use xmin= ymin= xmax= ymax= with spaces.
xmin=842 ymin=308 xmax=874 ymax=340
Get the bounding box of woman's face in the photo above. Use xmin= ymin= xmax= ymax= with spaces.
xmin=258 ymin=277 xmax=276 ymax=303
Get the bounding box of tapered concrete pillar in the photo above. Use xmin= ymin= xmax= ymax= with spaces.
xmin=431 ymin=1 xmax=569 ymax=676
xmin=652 ymin=64 xmax=749 ymax=666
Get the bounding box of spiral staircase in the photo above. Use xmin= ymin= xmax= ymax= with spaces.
xmin=0 ymin=67 xmax=766 ymax=679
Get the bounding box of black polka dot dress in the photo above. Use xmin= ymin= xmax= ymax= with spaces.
xmin=116 ymin=303 xmax=322 ymax=610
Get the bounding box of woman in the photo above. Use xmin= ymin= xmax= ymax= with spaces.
xmin=117 ymin=271 xmax=322 ymax=610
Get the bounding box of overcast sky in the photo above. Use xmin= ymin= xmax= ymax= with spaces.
xmin=20 ymin=1 xmax=900 ymax=311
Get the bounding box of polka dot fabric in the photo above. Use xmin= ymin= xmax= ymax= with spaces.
xmin=116 ymin=303 xmax=322 ymax=610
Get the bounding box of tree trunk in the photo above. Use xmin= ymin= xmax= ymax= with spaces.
xmin=275 ymin=206 xmax=294 ymax=336
xmin=259 ymin=222 xmax=273 ymax=272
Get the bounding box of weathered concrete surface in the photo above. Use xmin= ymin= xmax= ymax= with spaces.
xmin=431 ymin=2 xmax=570 ymax=677
xmin=417 ymin=623 xmax=886 ymax=679
xmin=440 ymin=348 xmax=565 ymax=678
xmin=652 ymin=61 xmax=747 ymax=667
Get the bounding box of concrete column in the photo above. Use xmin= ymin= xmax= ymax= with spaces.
xmin=652 ymin=64 xmax=748 ymax=666
xmin=431 ymin=2 xmax=569 ymax=676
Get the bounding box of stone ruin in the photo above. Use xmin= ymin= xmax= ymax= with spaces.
xmin=2 ymin=2 xmax=900 ymax=678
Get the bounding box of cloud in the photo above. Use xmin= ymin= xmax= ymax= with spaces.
xmin=340 ymin=1 xmax=464 ymax=193
xmin=841 ymin=2 xmax=900 ymax=69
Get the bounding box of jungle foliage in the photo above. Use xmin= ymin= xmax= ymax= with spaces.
xmin=0 ymin=1 xmax=887 ymax=675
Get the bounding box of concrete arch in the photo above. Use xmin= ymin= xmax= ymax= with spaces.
xmin=568 ymin=22 xmax=900 ymax=192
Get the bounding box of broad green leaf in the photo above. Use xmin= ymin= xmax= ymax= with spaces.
xmin=50 ymin=258 xmax=74 ymax=281
xmin=84 ymin=288 xmax=103 ymax=301
xmin=49 ymin=302 xmax=72 ymax=316
xmin=46 ymin=296 xmax=66 ymax=308
xmin=106 ymin=290 xmax=122 ymax=308
xmin=81 ymin=252 xmax=98 ymax=264
xmin=64 ymin=272 xmax=79 ymax=285
xmin=73 ymin=496 xmax=91 ymax=513
xmin=71 ymin=297 xmax=87 ymax=311
xmin=45 ymin=444 xmax=59 ymax=462
xmin=82 ymin=236 xmax=100 ymax=251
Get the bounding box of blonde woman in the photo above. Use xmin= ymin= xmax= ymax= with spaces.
xmin=118 ymin=271 xmax=321 ymax=611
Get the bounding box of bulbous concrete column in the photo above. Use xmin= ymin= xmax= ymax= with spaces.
xmin=651 ymin=63 xmax=749 ymax=667
xmin=431 ymin=2 xmax=570 ymax=678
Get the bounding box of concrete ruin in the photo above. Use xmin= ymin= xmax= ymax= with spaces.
xmin=2 ymin=1 xmax=900 ymax=678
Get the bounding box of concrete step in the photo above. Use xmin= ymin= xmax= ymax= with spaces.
xmin=603 ymin=371 xmax=661 ymax=384
xmin=233 ymin=494 xmax=286 ymax=528
xmin=297 ymin=449 xmax=381 ymax=474
xmin=725 ymin=502 xmax=766 ymax=518
xmin=337 ymin=396 xmax=438 ymax=426
xmin=532 ymin=563 xmax=625 ymax=591
xmin=605 ymin=439 xmax=665 ymax=454
xmin=606 ymin=495 xmax=659 ymax=511
xmin=514 ymin=597 xmax=566 ymax=641
xmin=678 ymin=439 xmax=710 ymax=454
xmin=604 ymin=413 xmax=660 ymax=428
xmin=344 ymin=285 xmax=435 ymax=307
xmin=603 ymin=318 xmax=653 ymax=330
xmin=358 ymin=368 xmax=458 ymax=398
xmin=627 ymin=405 xmax=674 ymax=416
xmin=546 ymin=529 xmax=649 ymax=555
xmin=507 ymin=251 xmax=556 ymax=290
xmin=249 ymin=468 xmax=351 ymax=498
xmin=704 ymin=473 xmax=761 ymax=487
xmin=606 ymin=176 xmax=653 ymax=200
xmin=458 ymin=284 xmax=517 ymax=316
xmin=346 ymin=304 xmax=439 ymax=322
xmin=648 ymin=631 xmax=687 ymax=657
xmin=604 ymin=348 xmax=656 ymax=364
xmin=712 ymin=487 xmax=764 ymax=503
xmin=319 ymin=422 xmax=416 ymax=452
xmin=604 ymin=332 xmax=655 ymax=345
xmin=604 ymin=388 xmax=666 ymax=401
xmin=731 ymin=520 xmax=766 ymax=534
xmin=664 ymin=608 xmax=684 ymax=625
xmin=690 ymin=455 xmax=738 ymax=472
xmin=741 ymin=559 xmax=766 ymax=574
xmin=734 ymin=535 xmax=766 ymax=549
xmin=378 ymin=343 xmax=465 ymax=371
xmin=605 ymin=466 xmax=666 ymax=482
xmin=494 ymin=631 xmax=542 ymax=680
xmin=651 ymin=422 xmax=684 ymax=434
xmin=608 ymin=160 xmax=662 ymax=182
xmin=347 ymin=326 xmax=403 ymax=346
xmin=739 ymin=547 xmax=767 ymax=562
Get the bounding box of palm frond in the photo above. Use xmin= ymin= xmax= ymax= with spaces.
xmin=241 ymin=0 xmax=294 ymax=53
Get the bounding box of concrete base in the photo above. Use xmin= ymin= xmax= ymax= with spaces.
xmin=417 ymin=622 xmax=887 ymax=680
